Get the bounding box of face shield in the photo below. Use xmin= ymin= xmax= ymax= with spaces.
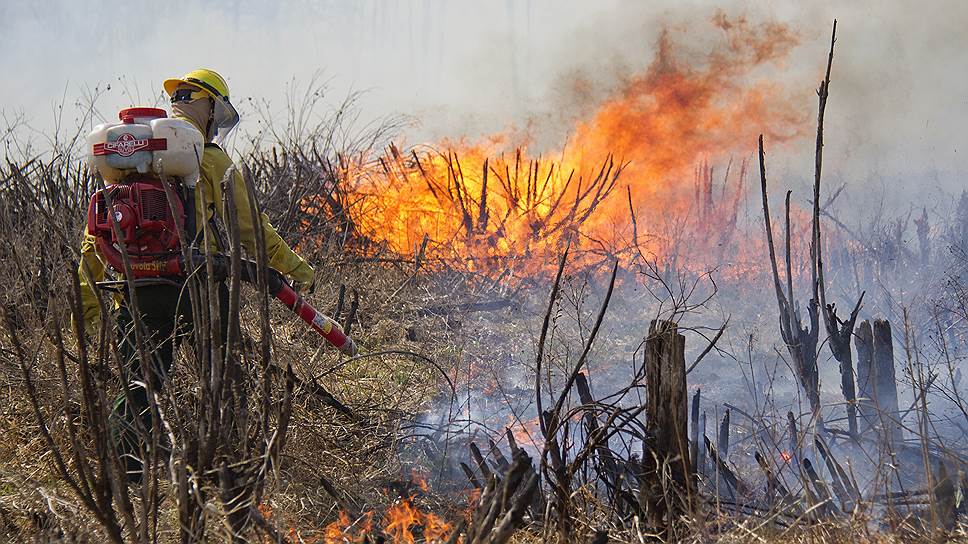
xmin=212 ymin=94 xmax=240 ymax=144
xmin=170 ymin=83 xmax=240 ymax=146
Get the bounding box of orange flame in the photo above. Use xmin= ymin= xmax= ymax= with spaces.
xmin=383 ymin=499 xmax=451 ymax=544
xmin=383 ymin=498 xmax=453 ymax=544
xmin=324 ymin=511 xmax=374 ymax=544
xmin=329 ymin=14 xmax=808 ymax=279
xmin=324 ymin=511 xmax=352 ymax=543
xmin=324 ymin=498 xmax=453 ymax=544
xmin=383 ymin=500 xmax=421 ymax=544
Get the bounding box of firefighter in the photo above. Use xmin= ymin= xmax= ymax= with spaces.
xmin=77 ymin=68 xmax=316 ymax=481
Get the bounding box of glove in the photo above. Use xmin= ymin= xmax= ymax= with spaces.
xmin=290 ymin=261 xmax=316 ymax=295
xmin=293 ymin=278 xmax=316 ymax=295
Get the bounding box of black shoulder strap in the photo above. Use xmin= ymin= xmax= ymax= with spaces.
xmin=208 ymin=210 xmax=227 ymax=252
xmin=183 ymin=186 xmax=197 ymax=243
xmin=204 ymin=142 xmax=222 ymax=151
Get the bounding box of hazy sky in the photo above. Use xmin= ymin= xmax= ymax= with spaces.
xmin=2 ymin=1 xmax=966 ymax=202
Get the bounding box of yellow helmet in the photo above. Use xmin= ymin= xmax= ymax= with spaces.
xmin=163 ymin=68 xmax=240 ymax=133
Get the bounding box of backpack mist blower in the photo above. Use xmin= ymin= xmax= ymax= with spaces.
xmin=85 ymin=107 xmax=358 ymax=356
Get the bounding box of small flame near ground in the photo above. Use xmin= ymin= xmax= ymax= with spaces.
xmin=259 ymin=473 xmax=455 ymax=543
xmin=323 ymin=498 xmax=453 ymax=544
xmin=321 ymin=471 xmax=453 ymax=543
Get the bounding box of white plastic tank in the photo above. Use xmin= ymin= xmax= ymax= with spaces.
xmin=86 ymin=123 xmax=123 ymax=183
xmin=150 ymin=117 xmax=203 ymax=186
xmin=87 ymin=107 xmax=203 ymax=185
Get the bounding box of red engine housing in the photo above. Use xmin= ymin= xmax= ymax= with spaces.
xmin=87 ymin=177 xmax=185 ymax=277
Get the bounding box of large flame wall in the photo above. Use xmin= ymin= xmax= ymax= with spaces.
xmin=325 ymin=15 xmax=812 ymax=279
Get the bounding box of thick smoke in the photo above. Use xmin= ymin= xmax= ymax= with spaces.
xmin=2 ymin=0 xmax=966 ymax=202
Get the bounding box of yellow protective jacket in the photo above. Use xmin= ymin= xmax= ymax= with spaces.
xmin=77 ymin=142 xmax=314 ymax=333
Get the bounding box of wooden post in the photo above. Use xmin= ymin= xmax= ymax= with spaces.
xmin=640 ymin=319 xmax=694 ymax=534
xmin=872 ymin=319 xmax=901 ymax=445
xmin=855 ymin=319 xmax=901 ymax=446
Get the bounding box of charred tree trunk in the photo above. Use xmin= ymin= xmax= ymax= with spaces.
xmin=639 ymin=320 xmax=694 ymax=536
xmin=873 ymin=319 xmax=902 ymax=445
xmin=855 ymin=319 xmax=901 ymax=446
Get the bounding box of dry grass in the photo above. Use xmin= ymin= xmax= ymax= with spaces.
xmin=2 ymin=92 xmax=967 ymax=543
